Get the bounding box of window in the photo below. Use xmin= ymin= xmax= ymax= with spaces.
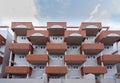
xmin=73 ymin=65 xmax=79 ymax=70
xmin=67 ymin=65 xmax=72 ymax=70
xmin=19 ymin=56 xmax=21 ymax=58
xmin=39 ymin=66 xmax=45 ymax=70
xmin=21 ymin=36 xmax=26 ymax=40
xmin=19 ymin=55 xmax=24 ymax=59
xmin=73 ymin=46 xmax=77 ymax=49
xmin=67 ymin=46 xmax=78 ymax=50
xmin=67 ymin=46 xmax=70 ymax=49
xmin=60 ymin=37 xmax=63 ymax=40
xmin=24 ymin=37 xmax=26 ymax=39
xmin=92 ymin=56 xmax=96 ymax=59
xmin=41 ymin=46 xmax=45 ymax=49
xmin=35 ymin=46 xmax=38 ymax=49
xmin=59 ymin=56 xmax=64 ymax=60
xmin=51 ymin=55 xmax=64 ymax=60
xmin=107 ymin=65 xmax=113 ymax=70
xmin=87 ymin=56 xmax=91 ymax=60
xmin=21 ymin=37 xmax=24 ymax=39
xmin=53 ymin=36 xmax=57 ymax=40
xmin=67 ymin=65 xmax=79 ymax=70
xmin=33 ymin=66 xmax=37 ymax=70
xmin=104 ymin=46 xmax=109 ymax=49
xmin=32 ymin=65 xmax=45 ymax=70
xmin=104 ymin=46 xmax=112 ymax=50
xmin=51 ymin=56 xmax=58 ymax=60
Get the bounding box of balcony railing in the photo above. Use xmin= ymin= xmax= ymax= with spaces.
xmin=95 ymin=31 xmax=120 ymax=45
xmin=11 ymin=22 xmax=33 ymax=36
xmin=45 ymin=66 xmax=67 ymax=75
xmin=81 ymin=66 xmax=107 ymax=75
xmin=5 ymin=66 xmax=32 ymax=75
xmin=81 ymin=43 xmax=104 ymax=55
xmin=65 ymin=54 xmax=86 ymax=65
xmin=64 ymin=30 xmax=85 ymax=45
xmin=47 ymin=22 xmax=66 ymax=36
xmin=8 ymin=43 xmax=33 ymax=54
xmin=80 ymin=22 xmax=102 ymax=36
xmin=97 ymin=55 xmax=120 ymax=65
xmin=26 ymin=54 xmax=49 ymax=65
xmin=46 ymin=42 xmax=66 ymax=55
xmin=27 ymin=30 xmax=49 ymax=45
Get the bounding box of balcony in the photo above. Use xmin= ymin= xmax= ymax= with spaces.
xmin=45 ymin=66 xmax=67 ymax=75
xmin=11 ymin=22 xmax=33 ymax=36
xmin=27 ymin=30 xmax=49 ymax=45
xmin=0 ymin=34 xmax=6 ymax=45
xmin=97 ymin=55 xmax=120 ymax=65
xmin=8 ymin=43 xmax=33 ymax=54
xmin=5 ymin=66 xmax=32 ymax=75
xmin=46 ymin=42 xmax=66 ymax=55
xmin=95 ymin=31 xmax=120 ymax=45
xmin=80 ymin=22 xmax=102 ymax=36
xmin=81 ymin=66 xmax=107 ymax=75
xmin=26 ymin=54 xmax=49 ymax=65
xmin=47 ymin=22 xmax=66 ymax=36
xmin=0 ymin=56 xmax=3 ymax=64
xmin=81 ymin=43 xmax=104 ymax=55
xmin=64 ymin=30 xmax=86 ymax=45
xmin=65 ymin=54 xmax=86 ymax=65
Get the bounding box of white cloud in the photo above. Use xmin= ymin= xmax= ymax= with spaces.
xmin=85 ymin=4 xmax=101 ymax=21
xmin=0 ymin=0 xmax=40 ymax=26
xmin=85 ymin=2 xmax=120 ymax=30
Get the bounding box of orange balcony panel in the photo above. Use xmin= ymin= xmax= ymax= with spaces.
xmin=0 ymin=56 xmax=3 ymax=64
xmin=64 ymin=30 xmax=86 ymax=45
xmin=46 ymin=66 xmax=67 ymax=75
xmin=65 ymin=54 xmax=86 ymax=65
xmin=97 ymin=55 xmax=120 ymax=65
xmin=8 ymin=43 xmax=33 ymax=54
xmin=81 ymin=43 xmax=104 ymax=55
xmin=11 ymin=22 xmax=33 ymax=36
xmin=46 ymin=42 xmax=66 ymax=55
xmin=27 ymin=30 xmax=49 ymax=45
xmin=0 ymin=34 xmax=6 ymax=45
xmin=81 ymin=66 xmax=107 ymax=75
xmin=95 ymin=31 xmax=120 ymax=45
xmin=47 ymin=22 xmax=66 ymax=36
xmin=5 ymin=66 xmax=32 ymax=75
xmin=80 ymin=22 xmax=102 ymax=36
xmin=26 ymin=54 xmax=49 ymax=65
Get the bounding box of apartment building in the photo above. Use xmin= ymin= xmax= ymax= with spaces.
xmin=0 ymin=26 xmax=12 ymax=78
xmin=0 ymin=22 xmax=120 ymax=83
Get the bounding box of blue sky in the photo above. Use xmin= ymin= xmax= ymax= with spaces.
xmin=0 ymin=0 xmax=120 ymax=29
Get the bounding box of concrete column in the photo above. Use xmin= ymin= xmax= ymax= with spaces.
xmin=9 ymin=52 xmax=12 ymax=66
xmin=65 ymin=62 xmax=67 ymax=66
xmin=26 ymin=74 xmax=29 ymax=79
xmin=28 ymin=51 xmax=31 ymax=67
xmin=13 ymin=32 xmax=17 ymax=43
xmin=65 ymin=73 xmax=67 ymax=79
xmin=100 ymin=52 xmax=104 ymax=67
xmin=116 ymin=42 xmax=118 ymax=53
xmin=46 ymin=62 xmax=48 ymax=66
xmin=7 ymin=74 xmax=9 ymax=79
